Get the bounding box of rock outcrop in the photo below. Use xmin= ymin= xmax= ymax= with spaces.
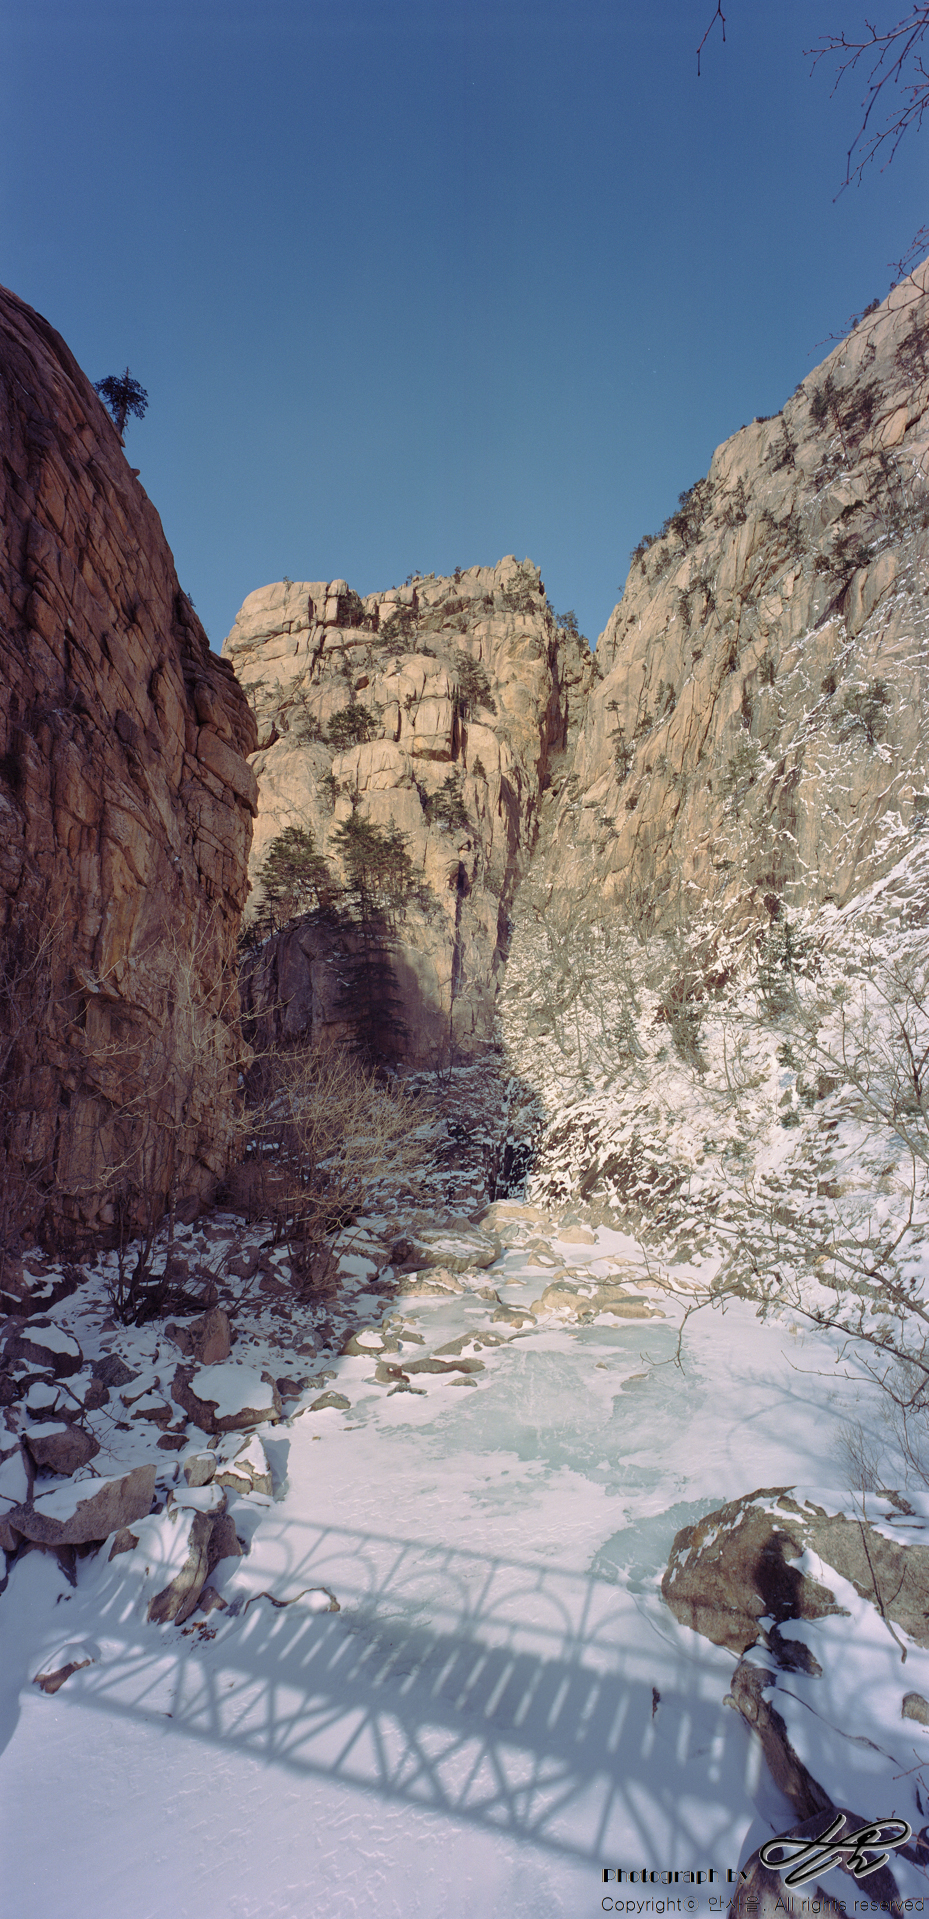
xmin=533 ymin=261 xmax=929 ymax=933
xmin=223 ymin=559 xmax=592 ymax=1061
xmin=662 ymin=1486 xmax=929 ymax=1662
xmin=0 ymin=285 xmax=257 ymax=1251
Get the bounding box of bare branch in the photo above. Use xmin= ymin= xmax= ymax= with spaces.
xmin=697 ymin=4 xmax=726 ymax=78
xmin=806 ymin=8 xmax=929 ymax=187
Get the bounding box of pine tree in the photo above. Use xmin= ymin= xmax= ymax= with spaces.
xmin=330 ymin=814 xmax=420 ymax=1061
xmin=94 ymin=368 xmax=149 ymax=442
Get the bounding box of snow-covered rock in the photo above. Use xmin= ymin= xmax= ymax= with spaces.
xmin=23 ymin=1421 xmax=100 ymax=1475
xmin=4 ymin=1463 xmax=156 ymax=1547
xmin=147 ymin=1494 xmax=242 ymax=1626
xmin=171 ymin=1362 xmax=282 ymax=1434
xmin=3 ymin=1320 xmax=83 ymax=1377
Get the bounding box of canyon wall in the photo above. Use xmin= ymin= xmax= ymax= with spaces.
xmin=0 ymin=285 xmax=257 ymax=1253
xmin=532 ymin=262 xmax=929 ymax=935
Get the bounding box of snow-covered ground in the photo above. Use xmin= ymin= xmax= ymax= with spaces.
xmin=5 ymin=831 xmax=929 ymax=1916
xmin=3 ymin=1205 xmax=928 ymax=1919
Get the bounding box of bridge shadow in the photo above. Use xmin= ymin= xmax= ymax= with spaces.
xmin=61 ymin=1516 xmax=753 ymax=1866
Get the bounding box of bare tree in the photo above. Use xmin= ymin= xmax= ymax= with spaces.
xmin=0 ymin=897 xmax=71 ymax=1286
xmin=698 ymin=6 xmax=929 ymax=188
xmin=77 ymin=913 xmax=244 ymax=1323
xmin=807 ymin=8 xmax=929 ymax=187
xmin=240 ymin=1041 xmax=432 ymax=1296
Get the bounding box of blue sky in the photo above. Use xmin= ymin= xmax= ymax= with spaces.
xmin=2 ymin=1 xmax=925 ymax=649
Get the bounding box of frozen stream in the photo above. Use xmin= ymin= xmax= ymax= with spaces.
xmin=1 ymin=1222 xmax=923 ymax=1919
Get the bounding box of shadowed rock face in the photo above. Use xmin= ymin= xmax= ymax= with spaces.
xmin=533 ymin=260 xmax=929 ymax=934
xmin=0 ymin=285 xmax=257 ymax=1250
xmin=224 ymin=559 xmax=593 ymax=1062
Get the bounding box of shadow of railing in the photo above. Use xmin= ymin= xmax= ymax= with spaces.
xmin=70 ymin=1518 xmax=752 ymax=1865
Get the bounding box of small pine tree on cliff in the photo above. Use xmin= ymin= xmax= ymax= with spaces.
xmin=94 ymin=368 xmax=149 ymax=442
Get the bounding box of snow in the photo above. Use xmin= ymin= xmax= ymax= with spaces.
xmin=1 ymin=1220 xmax=922 ymax=1919
xmin=4 ymin=848 xmax=929 ymax=1914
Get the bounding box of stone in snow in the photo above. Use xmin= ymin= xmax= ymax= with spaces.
xmin=171 ymin=1361 xmax=282 ymax=1434
xmin=23 ymin=1421 xmax=100 ymax=1476
xmin=147 ymin=1497 xmax=242 ymax=1626
xmin=4 ymin=1320 xmax=83 ymax=1377
xmin=4 ymin=1463 xmax=157 ymax=1547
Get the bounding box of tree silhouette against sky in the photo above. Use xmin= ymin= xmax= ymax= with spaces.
xmin=94 ymin=367 xmax=149 ymax=443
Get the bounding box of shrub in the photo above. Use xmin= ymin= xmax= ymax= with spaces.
xmin=422 ymin=771 xmax=469 ymax=832
xmin=723 ymin=479 xmax=749 ymax=524
xmin=330 ymin=814 xmax=424 ymax=1060
xmin=501 ymin=577 xmax=541 ymax=615
xmin=327 ymin=701 xmax=378 ymax=749
xmin=838 ymin=679 xmax=892 ymax=748
xmin=452 ymin=650 xmax=496 ymax=717
xmin=242 ymin=1044 xmax=430 ymax=1295
xmin=379 ymin=605 xmax=418 ymax=645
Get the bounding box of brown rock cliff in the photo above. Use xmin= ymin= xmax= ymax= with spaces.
xmin=0 ymin=285 xmax=257 ymax=1251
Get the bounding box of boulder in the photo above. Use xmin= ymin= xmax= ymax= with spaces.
xmin=5 ymin=1463 xmax=156 ymax=1547
xmin=91 ymin=1354 xmax=136 ymax=1389
xmin=146 ymin=1490 xmax=243 ymax=1625
xmin=903 ymin=1690 xmax=929 ymax=1724
xmin=393 ymin=1221 xmax=502 ymax=1272
xmin=396 ymin=1268 xmax=465 ymax=1297
xmin=404 ymin=1355 xmax=485 ymax=1377
xmin=728 ymin=1667 xmax=903 ymax=1907
xmin=171 ymin=1361 xmax=282 ymax=1434
xmin=182 ymin=1450 xmax=216 ymax=1487
xmin=3 ymin=1320 xmax=83 ymax=1377
xmin=33 ymin=1642 xmax=98 ymax=1695
xmin=166 ymin=1307 xmax=232 ymax=1367
xmin=213 ymin=1434 xmax=273 ymax=1496
xmin=23 ymin=1422 xmax=100 ymax=1476
xmin=146 ymin=1509 xmax=216 ymax=1626
xmin=662 ymin=1487 xmax=929 ymax=1664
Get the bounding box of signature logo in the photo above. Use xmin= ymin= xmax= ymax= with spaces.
xmin=758 ymin=1813 xmax=912 ymax=1888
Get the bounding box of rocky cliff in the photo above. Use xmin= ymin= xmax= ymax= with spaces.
xmin=533 ymin=261 xmax=929 ymax=934
xmin=0 ymin=286 xmax=257 ymax=1255
xmin=223 ymin=559 xmax=593 ymax=1062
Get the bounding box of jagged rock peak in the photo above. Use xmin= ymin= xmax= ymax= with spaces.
xmin=536 ymin=258 xmax=929 ymax=933
xmin=224 ymin=557 xmax=595 ymax=1063
xmin=0 ymin=283 xmax=257 ymax=1255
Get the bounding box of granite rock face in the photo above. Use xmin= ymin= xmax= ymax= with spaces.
xmin=0 ymin=285 xmax=257 ymax=1248
xmin=224 ymin=559 xmax=593 ymax=1061
xmin=532 ymin=261 xmax=929 ymax=933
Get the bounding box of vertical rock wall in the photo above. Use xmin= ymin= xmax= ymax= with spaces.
xmin=0 ymin=285 xmax=257 ymax=1250
xmin=224 ymin=559 xmax=594 ymax=1062
xmin=534 ymin=261 xmax=929 ymax=934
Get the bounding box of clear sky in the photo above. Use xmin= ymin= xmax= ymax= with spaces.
xmin=2 ymin=1 xmax=925 ymax=650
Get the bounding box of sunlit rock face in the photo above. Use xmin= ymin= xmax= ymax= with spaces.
xmin=533 ymin=260 xmax=929 ymax=935
xmin=227 ymin=264 xmax=929 ymax=1078
xmin=0 ymin=285 xmax=257 ymax=1247
xmin=224 ymin=559 xmax=594 ymax=1062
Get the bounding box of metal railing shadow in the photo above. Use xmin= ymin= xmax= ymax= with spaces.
xmin=74 ymin=1516 xmax=750 ymax=1865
